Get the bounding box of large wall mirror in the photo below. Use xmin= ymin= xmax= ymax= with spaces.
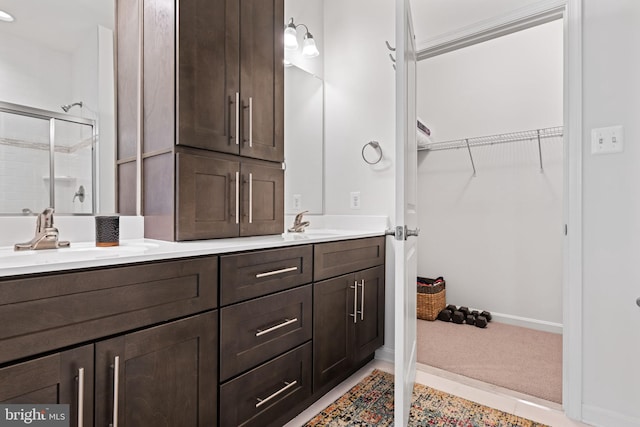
xmin=0 ymin=0 xmax=115 ymax=215
xmin=284 ymin=64 xmax=324 ymax=215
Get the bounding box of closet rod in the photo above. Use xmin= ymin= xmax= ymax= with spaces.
xmin=418 ymin=126 xmax=563 ymax=152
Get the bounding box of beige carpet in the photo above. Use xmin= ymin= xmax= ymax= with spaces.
xmin=417 ymin=319 xmax=562 ymax=404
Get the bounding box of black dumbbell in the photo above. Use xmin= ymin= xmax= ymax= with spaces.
xmin=475 ymin=315 xmax=488 ymax=328
xmin=437 ymin=309 xmax=452 ymax=322
xmin=465 ymin=314 xmax=476 ymax=325
xmin=480 ymin=310 xmax=492 ymax=322
xmin=452 ymin=310 xmax=465 ymax=324
xmin=459 ymin=306 xmax=470 ymax=317
xmin=471 ymin=310 xmax=479 ymax=317
xmin=446 ymin=304 xmax=457 ymax=312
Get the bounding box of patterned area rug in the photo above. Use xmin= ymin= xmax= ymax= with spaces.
xmin=304 ymin=369 xmax=549 ymax=427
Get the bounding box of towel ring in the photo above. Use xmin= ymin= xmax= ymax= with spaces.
xmin=362 ymin=141 xmax=383 ymax=165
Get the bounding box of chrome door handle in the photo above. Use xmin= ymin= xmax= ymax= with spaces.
xmin=349 ymin=281 xmax=358 ymax=324
xmin=255 ymin=380 xmax=297 ymax=408
xmin=111 ymin=356 xmax=120 ymax=427
xmin=235 ymin=171 xmax=240 ymax=224
xmin=248 ymin=172 xmax=253 ymax=224
xmin=256 ymin=318 xmax=298 ymax=337
xmin=255 ymin=266 xmax=298 ymax=278
xmin=406 ymin=227 xmax=420 ymax=237
xmin=77 ymin=367 xmax=85 ymax=427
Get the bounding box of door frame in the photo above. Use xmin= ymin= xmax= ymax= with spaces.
xmin=413 ymin=0 xmax=583 ymax=420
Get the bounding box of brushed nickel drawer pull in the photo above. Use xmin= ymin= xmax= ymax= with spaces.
xmin=255 ymin=380 xmax=297 ymax=408
xmin=349 ymin=282 xmax=358 ymax=324
xmin=235 ymin=171 xmax=240 ymax=224
xmin=255 ymin=266 xmax=298 ymax=278
xmin=358 ymin=279 xmax=365 ymax=321
xmin=256 ymin=318 xmax=298 ymax=337
xmin=249 ymin=97 xmax=253 ymax=148
xmin=77 ymin=367 xmax=85 ymax=427
xmin=111 ymin=356 xmax=120 ymax=427
xmin=249 ymin=172 xmax=253 ymax=224
xmin=234 ymin=92 xmax=240 ymax=146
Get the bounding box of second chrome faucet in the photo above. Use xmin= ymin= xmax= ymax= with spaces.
xmin=288 ymin=211 xmax=310 ymax=233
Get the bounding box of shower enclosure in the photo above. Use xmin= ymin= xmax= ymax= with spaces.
xmin=0 ymin=101 xmax=96 ymax=215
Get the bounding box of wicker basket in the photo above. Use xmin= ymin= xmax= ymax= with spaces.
xmin=416 ymin=277 xmax=446 ymax=321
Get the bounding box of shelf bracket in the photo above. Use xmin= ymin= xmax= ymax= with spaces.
xmin=465 ymin=138 xmax=477 ymax=177
xmin=537 ymin=129 xmax=544 ymax=173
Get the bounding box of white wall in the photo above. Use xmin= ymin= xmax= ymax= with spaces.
xmin=323 ymin=0 xmax=396 ymax=358
xmin=581 ymin=1 xmax=640 ymax=426
xmin=416 ymin=21 xmax=564 ymax=328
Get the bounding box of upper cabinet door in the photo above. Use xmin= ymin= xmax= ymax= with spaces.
xmin=177 ymin=0 xmax=240 ymax=154
xmin=239 ymin=0 xmax=284 ymax=162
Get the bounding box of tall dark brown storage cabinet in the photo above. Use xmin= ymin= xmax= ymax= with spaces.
xmin=117 ymin=0 xmax=285 ymax=240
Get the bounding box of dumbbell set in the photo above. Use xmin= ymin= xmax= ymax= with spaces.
xmin=437 ymin=304 xmax=492 ymax=328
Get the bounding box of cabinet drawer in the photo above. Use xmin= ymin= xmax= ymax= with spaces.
xmin=0 ymin=256 xmax=217 ymax=364
xmin=220 ymin=342 xmax=312 ymax=427
xmin=220 ymin=285 xmax=312 ymax=381
xmin=220 ymin=245 xmax=312 ymax=305
xmin=314 ymin=236 xmax=385 ymax=281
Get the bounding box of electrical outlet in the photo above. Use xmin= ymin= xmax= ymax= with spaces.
xmin=591 ymin=125 xmax=624 ymax=154
xmin=292 ymin=194 xmax=302 ymax=210
xmin=350 ymin=192 xmax=361 ymax=209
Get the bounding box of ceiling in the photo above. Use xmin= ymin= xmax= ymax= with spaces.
xmin=0 ymin=0 xmax=114 ymax=53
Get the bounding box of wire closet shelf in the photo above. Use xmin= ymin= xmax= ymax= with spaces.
xmin=418 ymin=126 xmax=563 ymax=152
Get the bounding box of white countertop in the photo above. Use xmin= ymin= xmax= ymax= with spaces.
xmin=0 ymin=229 xmax=385 ymax=278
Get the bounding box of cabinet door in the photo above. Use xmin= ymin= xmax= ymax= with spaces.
xmin=95 ymin=311 xmax=218 ymax=427
xmin=176 ymin=152 xmax=240 ymax=240
xmin=239 ymin=0 xmax=284 ymax=162
xmin=240 ymin=161 xmax=284 ymax=236
xmin=0 ymin=345 xmax=94 ymax=427
xmin=313 ymin=274 xmax=356 ymax=391
xmin=178 ymin=0 xmax=240 ymax=154
xmin=354 ymin=266 xmax=385 ymax=362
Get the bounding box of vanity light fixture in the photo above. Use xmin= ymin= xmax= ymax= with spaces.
xmin=0 ymin=9 xmax=15 ymax=22
xmin=284 ymin=17 xmax=319 ymax=58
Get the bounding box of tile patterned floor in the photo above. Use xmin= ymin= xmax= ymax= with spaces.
xmin=284 ymin=360 xmax=592 ymax=427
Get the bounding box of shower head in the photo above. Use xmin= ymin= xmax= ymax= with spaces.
xmin=61 ymin=101 xmax=83 ymax=112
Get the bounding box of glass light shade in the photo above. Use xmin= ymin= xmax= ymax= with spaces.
xmin=0 ymin=10 xmax=15 ymax=22
xmin=284 ymin=25 xmax=298 ymax=50
xmin=301 ymin=33 xmax=319 ymax=58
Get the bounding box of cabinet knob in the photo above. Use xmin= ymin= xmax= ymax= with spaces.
xmin=636 ymin=297 xmax=640 ymax=308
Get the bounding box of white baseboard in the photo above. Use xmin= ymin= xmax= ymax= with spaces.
xmin=375 ymin=345 xmax=395 ymax=364
xmin=490 ymin=312 xmax=563 ymax=334
xmin=583 ymin=404 xmax=640 ymax=427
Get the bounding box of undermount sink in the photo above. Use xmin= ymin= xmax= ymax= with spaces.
xmin=0 ymin=241 xmax=160 ymax=269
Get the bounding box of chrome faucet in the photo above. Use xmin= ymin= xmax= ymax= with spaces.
xmin=14 ymin=207 xmax=71 ymax=251
xmin=288 ymin=211 xmax=310 ymax=233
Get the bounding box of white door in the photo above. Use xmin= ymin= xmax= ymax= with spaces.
xmin=394 ymin=0 xmax=418 ymax=425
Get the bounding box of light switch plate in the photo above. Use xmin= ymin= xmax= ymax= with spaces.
xmin=591 ymin=125 xmax=624 ymax=154
xmin=292 ymin=194 xmax=302 ymax=210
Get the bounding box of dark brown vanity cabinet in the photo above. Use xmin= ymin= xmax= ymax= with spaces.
xmin=0 ymin=345 xmax=94 ymax=427
xmin=0 ymin=257 xmax=219 ymax=427
xmin=117 ymin=0 xmax=284 ymax=241
xmin=219 ymin=245 xmax=314 ymax=426
xmin=175 ymin=151 xmax=284 ymax=240
xmin=178 ymin=0 xmax=284 ymax=162
xmin=313 ymin=238 xmax=386 ymax=391
xmin=95 ymin=312 xmax=218 ymax=427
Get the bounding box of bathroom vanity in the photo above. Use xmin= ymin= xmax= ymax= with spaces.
xmin=0 ymin=233 xmax=385 ymax=427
